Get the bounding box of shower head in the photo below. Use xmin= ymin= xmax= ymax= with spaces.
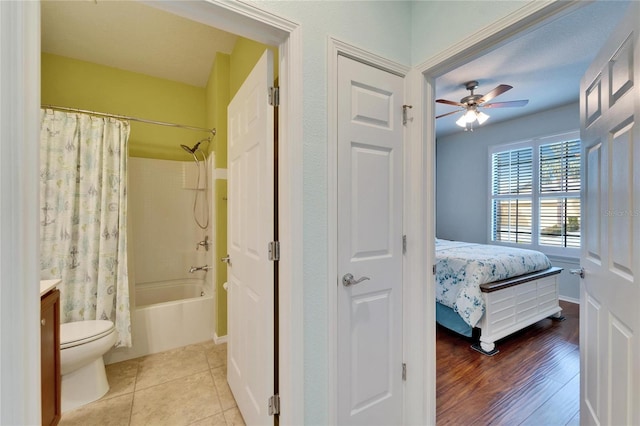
xmin=180 ymin=141 xmax=202 ymax=154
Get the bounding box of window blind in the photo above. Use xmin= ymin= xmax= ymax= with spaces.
xmin=491 ymin=147 xmax=533 ymax=243
xmin=492 ymin=148 xmax=533 ymax=195
xmin=540 ymin=139 xmax=581 ymax=193
xmin=490 ymin=137 xmax=581 ymax=251
xmin=538 ymin=139 xmax=581 ymax=248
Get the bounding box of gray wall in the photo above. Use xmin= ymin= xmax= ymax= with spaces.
xmin=436 ymin=102 xmax=581 ymax=300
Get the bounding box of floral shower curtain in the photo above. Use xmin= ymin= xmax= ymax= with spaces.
xmin=40 ymin=109 xmax=131 ymax=347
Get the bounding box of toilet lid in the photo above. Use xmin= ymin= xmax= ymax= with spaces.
xmin=61 ymin=320 xmax=115 ymax=349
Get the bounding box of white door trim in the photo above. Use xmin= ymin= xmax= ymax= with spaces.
xmin=415 ymin=1 xmax=592 ymax=424
xmin=145 ymin=4 xmax=304 ymax=425
xmin=9 ymin=1 xmax=303 ymax=425
xmin=0 ymin=2 xmax=42 ymax=424
xmin=327 ymin=37 xmax=412 ymax=424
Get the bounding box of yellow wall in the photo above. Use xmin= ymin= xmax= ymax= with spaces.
xmin=41 ymin=53 xmax=209 ymax=160
xmin=230 ymin=37 xmax=279 ymax=101
xmin=206 ymin=52 xmax=230 ymax=336
xmin=206 ymin=52 xmax=230 ymax=170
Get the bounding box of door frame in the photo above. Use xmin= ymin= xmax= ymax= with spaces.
xmin=0 ymin=2 xmax=42 ymax=424
xmin=414 ymin=1 xmax=594 ymax=424
xmin=327 ymin=37 xmax=414 ymax=423
xmin=121 ymin=3 xmax=305 ymax=424
xmin=3 ymin=1 xmax=303 ymax=425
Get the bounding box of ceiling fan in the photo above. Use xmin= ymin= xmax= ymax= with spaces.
xmin=436 ymin=80 xmax=529 ymax=129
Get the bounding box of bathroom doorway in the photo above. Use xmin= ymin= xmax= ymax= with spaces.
xmin=37 ymin=1 xmax=302 ymax=424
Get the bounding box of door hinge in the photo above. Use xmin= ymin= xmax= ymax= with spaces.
xmin=402 ymin=363 xmax=407 ymax=381
xmin=268 ymin=241 xmax=280 ymax=261
xmin=269 ymin=87 xmax=280 ymax=107
xmin=433 ymin=264 xmax=437 ymax=275
xmin=402 ymin=235 xmax=407 ymax=254
xmin=402 ymin=104 xmax=413 ymax=125
xmin=268 ymin=394 xmax=280 ymax=416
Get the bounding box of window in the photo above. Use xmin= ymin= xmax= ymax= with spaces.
xmin=491 ymin=147 xmax=533 ymax=244
xmin=490 ymin=132 xmax=581 ymax=255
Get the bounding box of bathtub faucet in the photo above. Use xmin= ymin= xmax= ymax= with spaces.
xmin=189 ymin=265 xmax=211 ymax=273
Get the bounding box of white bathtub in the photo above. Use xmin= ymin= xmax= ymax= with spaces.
xmin=136 ymin=280 xmax=207 ymax=306
xmin=104 ymin=279 xmax=214 ymax=364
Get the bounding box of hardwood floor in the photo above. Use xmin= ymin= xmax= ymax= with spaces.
xmin=436 ymin=300 xmax=579 ymax=426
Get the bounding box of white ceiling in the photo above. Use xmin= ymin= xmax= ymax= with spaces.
xmin=41 ymin=0 xmax=238 ymax=88
xmin=435 ymin=0 xmax=629 ymax=139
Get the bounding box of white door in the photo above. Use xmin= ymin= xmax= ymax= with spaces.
xmin=337 ymin=55 xmax=404 ymax=425
xmin=579 ymin=3 xmax=640 ymax=425
xmin=227 ymin=50 xmax=275 ymax=426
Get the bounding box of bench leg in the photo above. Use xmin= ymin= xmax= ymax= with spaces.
xmin=550 ymin=310 xmax=565 ymax=321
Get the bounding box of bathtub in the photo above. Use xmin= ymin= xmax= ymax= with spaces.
xmin=136 ymin=280 xmax=207 ymax=307
xmin=104 ymin=279 xmax=214 ymax=364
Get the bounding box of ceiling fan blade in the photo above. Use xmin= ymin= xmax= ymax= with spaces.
xmin=478 ymin=84 xmax=513 ymax=104
xmin=436 ymin=99 xmax=464 ymax=107
xmin=436 ymin=109 xmax=463 ymax=119
xmin=483 ymin=100 xmax=529 ymax=108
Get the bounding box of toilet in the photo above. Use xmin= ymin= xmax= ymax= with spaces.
xmin=60 ymin=320 xmax=118 ymax=412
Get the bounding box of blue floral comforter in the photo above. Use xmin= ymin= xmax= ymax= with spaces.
xmin=435 ymin=239 xmax=552 ymax=328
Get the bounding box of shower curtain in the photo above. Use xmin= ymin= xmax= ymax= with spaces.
xmin=40 ymin=109 xmax=131 ymax=347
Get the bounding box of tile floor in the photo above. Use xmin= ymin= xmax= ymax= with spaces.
xmin=60 ymin=341 xmax=244 ymax=426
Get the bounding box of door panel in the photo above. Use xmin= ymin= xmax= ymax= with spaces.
xmin=585 ymin=144 xmax=602 ymax=262
xmin=579 ymin=3 xmax=639 ymax=424
xmin=337 ymin=55 xmax=404 ymax=426
xmin=227 ymin=50 xmax=274 ymax=426
xmin=351 ymin=144 xmax=393 ymax=258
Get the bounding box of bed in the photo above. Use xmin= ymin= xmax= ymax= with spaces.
xmin=435 ymin=239 xmax=563 ymax=355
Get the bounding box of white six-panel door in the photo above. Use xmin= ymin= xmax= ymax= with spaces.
xmin=579 ymin=2 xmax=640 ymax=424
xmin=337 ymin=55 xmax=404 ymax=425
xmin=227 ymin=50 xmax=275 ymax=426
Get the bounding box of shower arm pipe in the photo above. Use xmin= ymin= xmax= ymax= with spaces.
xmin=42 ymin=105 xmax=216 ymax=136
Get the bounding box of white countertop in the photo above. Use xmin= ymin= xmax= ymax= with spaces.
xmin=40 ymin=279 xmax=61 ymax=297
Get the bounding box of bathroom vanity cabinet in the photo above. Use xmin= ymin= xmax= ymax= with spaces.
xmin=41 ymin=288 xmax=61 ymax=426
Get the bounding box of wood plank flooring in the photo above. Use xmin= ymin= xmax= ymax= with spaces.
xmin=437 ymin=300 xmax=579 ymax=426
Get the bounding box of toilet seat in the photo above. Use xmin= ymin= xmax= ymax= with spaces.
xmin=61 ymin=320 xmax=115 ymax=349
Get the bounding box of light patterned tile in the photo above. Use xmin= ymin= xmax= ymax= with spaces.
xmin=223 ymin=407 xmax=245 ymax=426
xmin=205 ymin=343 xmax=227 ymax=369
xmin=188 ymin=412 xmax=227 ymax=426
xmin=185 ymin=339 xmax=217 ymax=351
xmin=135 ymin=344 xmax=209 ymax=391
xmin=130 ymin=371 xmax=221 ymax=426
xmin=104 ymin=359 xmax=139 ymax=400
xmin=59 ymin=393 xmax=133 ymax=426
xmin=211 ymin=367 xmax=236 ymax=411
xmin=211 ymin=342 xmax=227 ymax=353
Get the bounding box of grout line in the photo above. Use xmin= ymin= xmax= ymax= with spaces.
xmin=126 ymin=359 xmax=140 ymax=425
xmin=127 ymin=391 xmax=135 ymax=426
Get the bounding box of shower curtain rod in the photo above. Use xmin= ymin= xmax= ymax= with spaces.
xmin=42 ymin=105 xmax=216 ymax=136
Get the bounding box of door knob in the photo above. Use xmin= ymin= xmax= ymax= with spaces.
xmin=342 ymin=273 xmax=370 ymax=287
xmin=570 ymin=267 xmax=585 ymax=279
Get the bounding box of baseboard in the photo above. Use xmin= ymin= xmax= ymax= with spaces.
xmin=213 ymin=332 xmax=227 ymax=344
xmin=559 ymin=295 xmax=580 ymax=305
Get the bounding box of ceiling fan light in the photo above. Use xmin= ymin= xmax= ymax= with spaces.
xmin=456 ymin=114 xmax=467 ymax=127
xmin=476 ymin=111 xmax=490 ymax=125
xmin=464 ymin=109 xmax=477 ymax=123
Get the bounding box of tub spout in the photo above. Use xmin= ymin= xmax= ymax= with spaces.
xmin=189 ymin=265 xmax=211 ymax=273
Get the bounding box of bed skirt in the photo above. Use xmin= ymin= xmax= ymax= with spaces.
xmin=436 ymin=302 xmax=472 ymax=337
